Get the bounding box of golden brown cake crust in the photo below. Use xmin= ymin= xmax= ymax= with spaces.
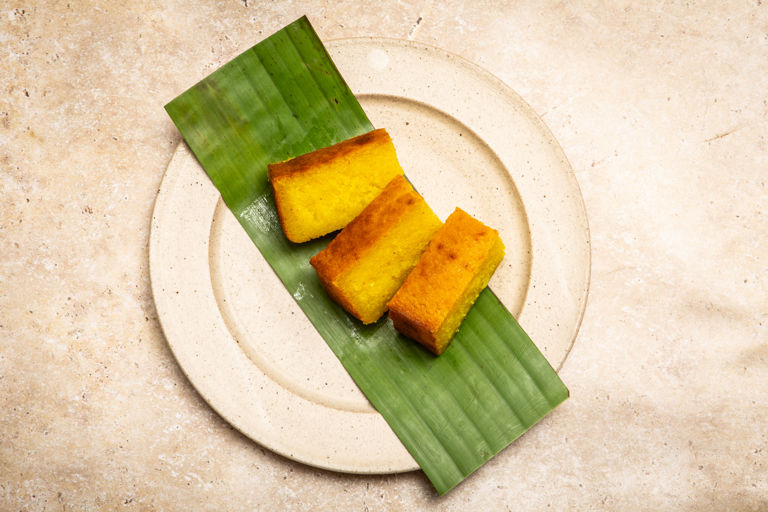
xmin=387 ymin=208 xmax=503 ymax=355
xmin=267 ymin=128 xmax=390 ymax=181
xmin=310 ymin=175 xmax=415 ymax=282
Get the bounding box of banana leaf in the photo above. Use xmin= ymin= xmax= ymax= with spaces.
xmin=164 ymin=16 xmax=568 ymax=494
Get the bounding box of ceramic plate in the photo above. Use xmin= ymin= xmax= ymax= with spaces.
xmin=149 ymin=38 xmax=590 ymax=474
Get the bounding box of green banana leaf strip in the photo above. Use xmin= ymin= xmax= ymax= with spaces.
xmin=165 ymin=16 xmax=568 ymax=494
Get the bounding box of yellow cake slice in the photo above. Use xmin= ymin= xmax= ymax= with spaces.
xmin=268 ymin=128 xmax=404 ymax=243
xmin=387 ymin=208 xmax=505 ymax=355
xmin=310 ymin=175 xmax=442 ymax=324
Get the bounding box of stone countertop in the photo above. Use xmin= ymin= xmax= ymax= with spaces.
xmin=2 ymin=1 xmax=766 ymax=510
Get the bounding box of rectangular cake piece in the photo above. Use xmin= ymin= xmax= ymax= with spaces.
xmin=268 ymin=128 xmax=404 ymax=243
xmin=387 ymin=208 xmax=505 ymax=355
xmin=310 ymin=175 xmax=442 ymax=324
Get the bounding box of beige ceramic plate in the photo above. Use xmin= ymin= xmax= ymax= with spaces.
xmin=150 ymin=38 xmax=590 ymax=474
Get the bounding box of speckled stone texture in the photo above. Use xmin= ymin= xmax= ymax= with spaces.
xmin=1 ymin=1 xmax=766 ymax=510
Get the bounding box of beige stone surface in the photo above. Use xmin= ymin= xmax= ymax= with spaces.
xmin=1 ymin=0 xmax=766 ymax=510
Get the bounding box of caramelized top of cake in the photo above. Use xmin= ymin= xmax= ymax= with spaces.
xmin=268 ymin=129 xmax=388 ymax=180
xmin=391 ymin=208 xmax=501 ymax=330
xmin=387 ymin=208 xmax=505 ymax=354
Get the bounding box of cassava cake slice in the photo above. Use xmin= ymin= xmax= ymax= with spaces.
xmin=268 ymin=128 xmax=404 ymax=243
xmin=310 ymin=175 xmax=442 ymax=324
xmin=387 ymin=208 xmax=505 ymax=355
